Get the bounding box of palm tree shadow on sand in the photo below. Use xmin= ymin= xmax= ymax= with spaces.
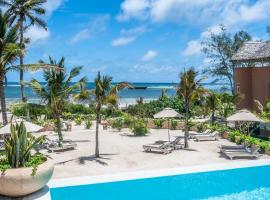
xmin=78 ymin=153 xmax=118 ymax=166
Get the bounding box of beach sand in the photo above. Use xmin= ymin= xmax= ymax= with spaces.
xmin=41 ymin=123 xmax=270 ymax=179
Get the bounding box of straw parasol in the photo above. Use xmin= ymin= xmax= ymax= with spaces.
xmin=0 ymin=119 xmax=43 ymax=135
xmin=227 ymin=109 xmax=262 ymax=122
xmin=154 ymin=108 xmax=181 ymax=141
xmin=227 ymin=109 xmax=262 ymax=134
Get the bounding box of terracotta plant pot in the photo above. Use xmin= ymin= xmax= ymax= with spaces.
xmin=265 ymin=149 xmax=270 ymax=156
xmin=0 ymin=159 xmax=54 ymax=197
xmin=235 ymin=136 xmax=241 ymax=143
xmin=221 ymin=132 xmax=229 ymax=139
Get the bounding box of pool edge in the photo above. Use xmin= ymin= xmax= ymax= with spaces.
xmin=49 ymin=159 xmax=270 ymax=188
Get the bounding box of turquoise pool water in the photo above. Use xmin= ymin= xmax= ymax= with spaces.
xmin=50 ymin=165 xmax=270 ymax=200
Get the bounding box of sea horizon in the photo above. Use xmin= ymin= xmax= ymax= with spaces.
xmin=4 ymin=81 xmax=230 ymax=106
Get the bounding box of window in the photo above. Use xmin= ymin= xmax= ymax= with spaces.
xmin=236 ymin=83 xmax=240 ymax=94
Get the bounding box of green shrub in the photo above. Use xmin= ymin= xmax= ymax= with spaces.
xmin=62 ymin=112 xmax=73 ymax=120
xmin=65 ymin=103 xmax=94 ymax=115
xmin=127 ymin=96 xmax=184 ymax=118
xmin=132 ymin=120 xmax=148 ymax=136
xmin=171 ymin=120 xmax=178 ymax=130
xmin=11 ymin=103 xmax=47 ymax=119
xmin=123 ymin=115 xmax=134 ymax=127
xmin=102 ymin=108 xmax=125 ymax=118
xmin=75 ymin=116 xmax=82 ymax=125
xmin=33 ymin=119 xmax=55 ymax=126
xmin=153 ymin=119 xmax=165 ymax=128
xmin=85 ymin=119 xmax=93 ymax=129
xmin=209 ymin=124 xmax=218 ymax=132
xmin=228 ymin=130 xmax=241 ymax=142
xmin=196 ymin=123 xmax=207 ymax=133
xmin=111 ymin=118 xmax=124 ymax=131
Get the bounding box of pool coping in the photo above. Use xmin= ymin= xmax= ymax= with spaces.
xmin=49 ymin=159 xmax=270 ymax=188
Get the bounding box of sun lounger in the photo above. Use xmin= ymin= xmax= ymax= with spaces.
xmin=44 ymin=138 xmax=77 ymax=152
xmin=189 ymin=129 xmax=211 ymax=139
xmin=219 ymin=144 xmax=245 ymax=152
xmin=221 ymin=145 xmax=260 ymax=160
xmin=143 ymin=136 xmax=184 ymax=154
xmin=193 ymin=131 xmax=219 ymax=141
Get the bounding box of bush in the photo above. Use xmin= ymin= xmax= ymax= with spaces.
xmin=62 ymin=112 xmax=73 ymax=120
xmin=65 ymin=103 xmax=94 ymax=115
xmin=33 ymin=119 xmax=55 ymax=126
xmin=102 ymin=108 xmax=125 ymax=118
xmin=153 ymin=119 xmax=165 ymax=128
xmin=171 ymin=120 xmax=178 ymax=130
xmin=127 ymin=96 xmax=184 ymax=118
xmin=196 ymin=123 xmax=207 ymax=133
xmin=85 ymin=119 xmax=93 ymax=129
xmin=11 ymin=103 xmax=47 ymax=120
xmin=111 ymin=118 xmax=124 ymax=131
xmin=123 ymin=115 xmax=134 ymax=127
xmin=75 ymin=116 xmax=82 ymax=125
xmin=132 ymin=120 xmax=148 ymax=136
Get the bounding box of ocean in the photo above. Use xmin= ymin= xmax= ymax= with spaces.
xmin=3 ymin=82 xmax=229 ymax=106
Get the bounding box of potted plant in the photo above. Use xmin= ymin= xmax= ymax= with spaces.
xmin=0 ymin=121 xmax=54 ymax=197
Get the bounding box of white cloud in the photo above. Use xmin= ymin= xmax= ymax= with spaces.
xmin=111 ymin=37 xmax=136 ymax=46
xmin=71 ymin=15 xmax=110 ymax=44
xmin=44 ymin=0 xmax=66 ymax=16
xmin=24 ymin=0 xmax=65 ymax=44
xmin=118 ymin=0 xmax=270 ymax=26
xmin=111 ymin=25 xmax=147 ymax=47
xmin=182 ymin=40 xmax=202 ymax=57
xmin=120 ymin=26 xmax=148 ymax=36
xmin=26 ymin=26 xmax=50 ymax=43
xmin=117 ymin=0 xmax=150 ymax=21
xmin=71 ymin=29 xmax=91 ymax=44
xmin=142 ymin=50 xmax=158 ymax=61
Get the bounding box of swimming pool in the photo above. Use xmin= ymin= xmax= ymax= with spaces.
xmin=49 ymin=162 xmax=270 ymax=200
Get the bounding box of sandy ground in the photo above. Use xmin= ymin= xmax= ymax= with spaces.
xmin=41 ymin=123 xmax=269 ymax=179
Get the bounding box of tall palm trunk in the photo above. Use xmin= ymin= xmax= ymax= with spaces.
xmin=184 ymin=103 xmax=189 ymax=148
xmin=95 ymin=104 xmax=101 ymax=158
xmin=19 ymin=15 xmax=30 ymax=121
xmin=19 ymin=15 xmax=25 ymax=101
xmin=211 ymin=109 xmax=215 ymax=125
xmin=56 ymin=113 xmax=63 ymax=146
xmin=0 ymin=75 xmax=8 ymax=125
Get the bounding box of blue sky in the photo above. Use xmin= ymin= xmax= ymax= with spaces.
xmin=4 ymin=0 xmax=270 ymax=83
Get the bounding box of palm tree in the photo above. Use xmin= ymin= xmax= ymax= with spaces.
xmin=29 ymin=57 xmax=86 ymax=146
xmin=206 ymin=91 xmax=220 ymax=125
xmin=0 ymin=0 xmax=47 ymax=101
xmin=74 ymin=72 xmax=131 ymax=157
xmin=0 ymin=11 xmax=22 ymax=125
xmin=177 ymin=68 xmax=204 ymax=148
xmin=219 ymin=93 xmax=239 ymax=119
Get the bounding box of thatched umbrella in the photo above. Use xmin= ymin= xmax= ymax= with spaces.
xmin=227 ymin=109 xmax=262 ymax=134
xmin=154 ymin=108 xmax=181 ymax=141
xmin=227 ymin=109 xmax=261 ymax=122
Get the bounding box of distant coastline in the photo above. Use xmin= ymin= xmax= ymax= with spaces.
xmin=4 ymin=82 xmax=230 ymax=106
